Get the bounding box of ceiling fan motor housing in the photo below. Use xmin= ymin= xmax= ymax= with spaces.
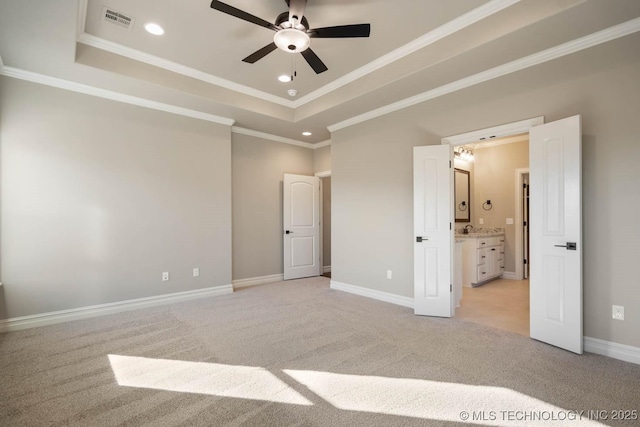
xmin=274 ymin=28 xmax=310 ymax=53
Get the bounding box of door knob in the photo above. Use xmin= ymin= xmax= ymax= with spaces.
xmin=416 ymin=236 xmax=429 ymax=242
xmin=285 ymin=230 xmax=294 ymax=234
xmin=554 ymin=242 xmax=577 ymax=250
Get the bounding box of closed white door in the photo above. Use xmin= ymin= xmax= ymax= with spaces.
xmin=283 ymin=174 xmax=320 ymax=280
xmin=414 ymin=146 xmax=453 ymax=317
xmin=529 ymin=115 xmax=582 ymax=354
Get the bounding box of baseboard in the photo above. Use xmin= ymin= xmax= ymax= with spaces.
xmin=501 ymin=272 xmax=519 ymax=280
xmin=323 ymin=266 xmax=331 ymax=274
xmin=584 ymin=336 xmax=640 ymax=365
xmin=0 ymin=284 xmax=233 ymax=333
xmin=232 ymin=274 xmax=283 ymax=289
xmin=330 ymin=280 xmax=414 ymax=309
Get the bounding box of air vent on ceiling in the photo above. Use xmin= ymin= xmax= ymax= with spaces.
xmin=102 ymin=6 xmax=135 ymax=30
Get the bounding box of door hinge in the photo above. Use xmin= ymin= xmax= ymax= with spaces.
xmin=524 ymin=259 xmax=528 ymax=264
xmin=450 ymin=284 xmax=452 ymax=292
xmin=523 ymin=183 xmax=527 ymax=189
xmin=449 ymin=160 xmax=452 ymax=168
xmin=523 ymin=221 xmax=527 ymax=226
xmin=450 ymin=223 xmax=452 ymax=230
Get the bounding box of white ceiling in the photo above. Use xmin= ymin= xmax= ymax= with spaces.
xmin=2 ymin=0 xmax=640 ymax=144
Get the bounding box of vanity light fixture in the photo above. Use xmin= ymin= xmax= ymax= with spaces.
xmin=144 ymin=23 xmax=165 ymax=35
xmin=454 ymin=146 xmax=474 ymax=162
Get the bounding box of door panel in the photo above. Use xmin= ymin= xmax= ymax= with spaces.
xmin=291 ymin=182 xmax=315 ymax=227
xmin=414 ymin=145 xmax=452 ymax=317
xmin=284 ymin=174 xmax=320 ymax=280
xmin=530 ymin=115 xmax=582 ymax=354
xmin=291 ymin=236 xmax=315 ymax=267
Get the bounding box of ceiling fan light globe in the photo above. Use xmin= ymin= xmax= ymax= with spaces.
xmin=274 ymin=28 xmax=310 ymax=53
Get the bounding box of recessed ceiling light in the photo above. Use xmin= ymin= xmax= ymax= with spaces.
xmin=144 ymin=23 xmax=164 ymax=36
xmin=302 ymin=132 xmax=312 ymax=136
xmin=278 ymin=75 xmax=291 ymax=83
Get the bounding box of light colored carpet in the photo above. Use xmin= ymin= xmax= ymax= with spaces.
xmin=1 ymin=276 xmax=639 ymax=426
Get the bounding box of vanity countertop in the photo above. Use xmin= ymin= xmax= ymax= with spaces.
xmin=454 ymin=228 xmax=504 ymax=238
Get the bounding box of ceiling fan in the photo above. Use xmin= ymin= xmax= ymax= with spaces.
xmin=210 ymin=0 xmax=371 ymax=74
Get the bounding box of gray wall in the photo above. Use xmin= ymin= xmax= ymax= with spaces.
xmin=314 ymin=145 xmax=331 ymax=173
xmin=0 ymin=77 xmax=232 ymax=319
xmin=331 ymin=34 xmax=640 ymax=348
xmin=232 ymin=134 xmax=314 ymax=280
xmin=473 ymin=141 xmax=529 ymax=272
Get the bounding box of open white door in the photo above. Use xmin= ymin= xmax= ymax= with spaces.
xmin=529 ymin=115 xmax=583 ymax=354
xmin=414 ymin=146 xmax=453 ymax=317
xmin=283 ymin=174 xmax=320 ymax=280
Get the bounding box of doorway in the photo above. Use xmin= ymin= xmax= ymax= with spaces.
xmin=416 ymin=115 xmax=583 ymax=353
xmin=454 ymin=136 xmax=531 ymax=335
xmin=319 ymin=175 xmax=331 ymax=278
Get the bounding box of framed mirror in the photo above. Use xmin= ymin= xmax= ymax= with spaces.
xmin=455 ymin=168 xmax=470 ymax=222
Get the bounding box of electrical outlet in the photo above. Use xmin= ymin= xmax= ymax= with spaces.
xmin=162 ymin=272 xmax=169 ymax=282
xmin=193 ymin=267 xmax=200 ymax=277
xmin=612 ymin=305 xmax=624 ymax=320
xmin=479 ymin=218 xmax=484 ymax=225
xmin=387 ymin=270 xmax=392 ymax=279
xmin=506 ymin=218 xmax=514 ymax=225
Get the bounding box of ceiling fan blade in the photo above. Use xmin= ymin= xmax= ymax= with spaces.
xmin=288 ymin=0 xmax=308 ymax=22
xmin=210 ymin=0 xmax=278 ymax=31
xmin=242 ymin=42 xmax=278 ymax=64
xmin=309 ymin=24 xmax=371 ymax=38
xmin=301 ymin=48 xmax=328 ymax=74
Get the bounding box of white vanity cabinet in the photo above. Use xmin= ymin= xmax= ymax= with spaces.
xmin=460 ymin=234 xmax=505 ymax=287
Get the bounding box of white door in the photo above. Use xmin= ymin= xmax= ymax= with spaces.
xmin=414 ymin=146 xmax=453 ymax=317
xmin=529 ymin=115 xmax=582 ymax=354
xmin=283 ymin=174 xmax=320 ymax=280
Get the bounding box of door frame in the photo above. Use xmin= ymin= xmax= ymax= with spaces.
xmin=315 ymin=170 xmax=331 ymax=275
xmin=515 ymin=168 xmax=530 ymax=280
xmin=441 ymin=116 xmax=544 ymax=313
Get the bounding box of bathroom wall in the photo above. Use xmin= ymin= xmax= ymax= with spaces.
xmin=472 ymin=140 xmax=529 ymax=273
xmin=454 ymin=158 xmax=474 ymax=226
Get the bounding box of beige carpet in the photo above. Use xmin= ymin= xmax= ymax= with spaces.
xmin=1 ymin=277 xmax=639 ymax=426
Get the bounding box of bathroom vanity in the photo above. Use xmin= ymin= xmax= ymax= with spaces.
xmin=456 ymin=230 xmax=505 ymax=287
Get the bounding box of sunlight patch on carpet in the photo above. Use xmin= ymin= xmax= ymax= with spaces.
xmin=283 ymin=370 xmax=607 ymax=426
xmin=108 ymin=355 xmax=312 ymax=406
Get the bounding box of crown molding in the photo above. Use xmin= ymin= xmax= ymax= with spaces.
xmin=76 ymin=0 xmax=517 ymax=111
xmin=77 ymin=0 xmax=88 ymax=37
xmin=77 ymin=33 xmax=294 ymax=108
xmin=313 ymin=140 xmax=331 ymax=149
xmin=232 ymin=126 xmax=314 ymax=149
xmin=0 ymin=66 xmax=236 ymax=127
xmin=328 ymin=17 xmax=640 ymax=133
xmin=0 ymin=63 xmax=327 ymax=150
xmin=292 ymin=0 xmax=520 ymax=108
